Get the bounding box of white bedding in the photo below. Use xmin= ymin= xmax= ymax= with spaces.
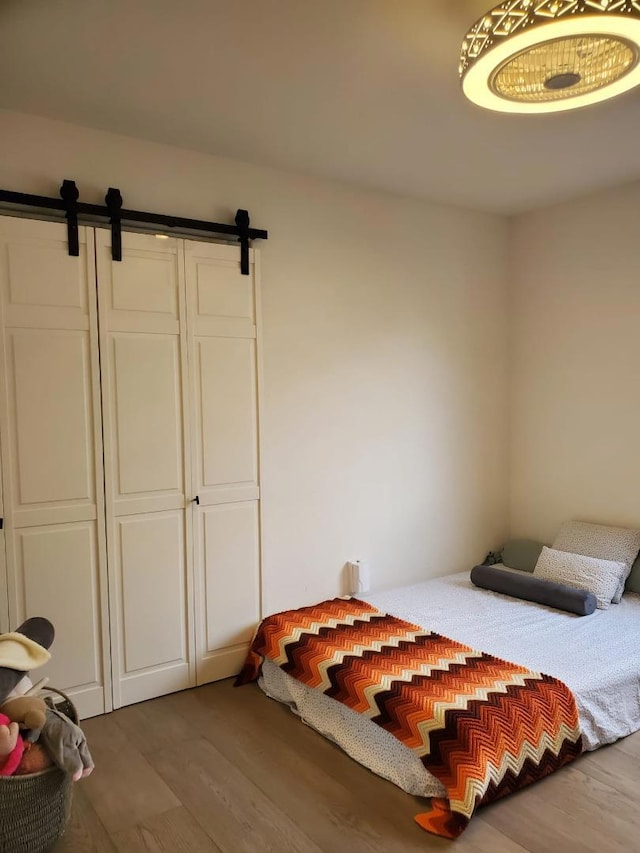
xmin=259 ymin=569 xmax=640 ymax=798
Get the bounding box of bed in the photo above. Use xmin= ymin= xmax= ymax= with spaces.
xmin=257 ymin=569 xmax=640 ymax=803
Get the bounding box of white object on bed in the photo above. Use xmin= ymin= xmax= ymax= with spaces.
xmin=553 ymin=521 xmax=640 ymax=604
xmin=259 ymin=568 xmax=640 ymax=798
xmin=533 ymin=546 xmax=627 ymax=610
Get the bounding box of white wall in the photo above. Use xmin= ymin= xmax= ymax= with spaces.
xmin=0 ymin=110 xmax=510 ymax=613
xmin=510 ymin=179 xmax=640 ymax=544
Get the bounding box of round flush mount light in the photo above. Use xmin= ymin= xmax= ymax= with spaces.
xmin=460 ymin=0 xmax=640 ymax=113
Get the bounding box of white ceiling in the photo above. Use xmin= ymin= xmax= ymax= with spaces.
xmin=1 ymin=0 xmax=640 ymax=214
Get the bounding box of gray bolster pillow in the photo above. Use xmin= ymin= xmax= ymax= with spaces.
xmin=470 ymin=565 xmax=597 ymax=616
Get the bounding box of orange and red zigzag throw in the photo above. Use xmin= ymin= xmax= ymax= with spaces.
xmin=236 ymin=597 xmax=583 ymax=839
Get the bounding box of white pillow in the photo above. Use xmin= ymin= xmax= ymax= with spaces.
xmin=553 ymin=521 xmax=640 ymax=604
xmin=533 ymin=546 xmax=626 ymax=610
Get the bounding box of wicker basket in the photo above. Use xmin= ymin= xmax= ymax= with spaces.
xmin=42 ymin=688 xmax=78 ymax=726
xmin=0 ymin=688 xmax=76 ymax=853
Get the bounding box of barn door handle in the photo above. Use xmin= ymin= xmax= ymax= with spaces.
xmin=192 ymin=496 xmax=200 ymax=505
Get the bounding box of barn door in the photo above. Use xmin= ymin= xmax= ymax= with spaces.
xmin=0 ymin=215 xmax=111 ymax=718
xmin=96 ymin=229 xmax=195 ymax=708
xmin=185 ymin=240 xmax=262 ymax=684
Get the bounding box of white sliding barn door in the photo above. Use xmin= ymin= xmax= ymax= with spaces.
xmin=0 ymin=216 xmax=111 ymax=718
xmin=96 ymin=230 xmax=195 ymax=708
xmin=185 ymin=241 xmax=262 ymax=684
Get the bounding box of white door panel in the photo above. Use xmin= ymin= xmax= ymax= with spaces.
xmin=111 ymin=251 xmax=178 ymax=316
xmin=195 ymin=259 xmax=255 ymax=322
xmin=118 ymin=512 xmax=188 ymax=674
xmin=202 ymin=502 xmax=260 ymax=651
xmin=7 ymin=238 xmax=88 ymax=311
xmin=0 ymin=216 xmax=110 ymax=718
xmin=111 ymin=334 xmax=183 ymax=498
xmin=97 ymin=229 xmax=194 ymax=708
xmin=17 ymin=522 xmax=104 ymax=717
xmin=195 ymin=337 xmax=258 ymax=494
xmin=8 ymin=329 xmax=94 ymax=508
xmin=186 ymin=241 xmax=262 ymax=684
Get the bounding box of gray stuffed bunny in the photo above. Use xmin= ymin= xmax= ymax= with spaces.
xmin=39 ymin=708 xmax=94 ymax=781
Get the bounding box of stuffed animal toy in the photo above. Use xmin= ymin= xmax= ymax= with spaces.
xmin=40 ymin=708 xmax=94 ymax=781
xmin=0 ymin=617 xmax=54 ymax=774
xmin=13 ymin=741 xmax=52 ymax=775
xmin=0 ymin=713 xmax=23 ymax=776
xmin=0 ymin=617 xmax=54 ymax=705
xmin=0 ymin=694 xmax=48 ymax=741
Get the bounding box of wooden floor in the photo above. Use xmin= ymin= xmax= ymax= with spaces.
xmin=56 ymin=679 xmax=640 ymax=853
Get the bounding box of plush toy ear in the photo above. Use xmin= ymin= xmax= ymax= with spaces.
xmin=23 ymin=708 xmax=47 ymax=730
xmin=0 ymin=618 xmax=55 ymax=704
xmin=15 ymin=618 xmax=55 ymax=651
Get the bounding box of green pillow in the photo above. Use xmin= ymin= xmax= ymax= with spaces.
xmin=501 ymin=539 xmax=544 ymax=573
xmin=625 ymin=552 xmax=640 ymax=594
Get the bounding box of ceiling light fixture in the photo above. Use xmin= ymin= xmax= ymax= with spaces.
xmin=460 ymin=0 xmax=640 ymax=113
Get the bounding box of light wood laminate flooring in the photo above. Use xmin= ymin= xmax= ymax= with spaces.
xmin=56 ymin=679 xmax=640 ymax=852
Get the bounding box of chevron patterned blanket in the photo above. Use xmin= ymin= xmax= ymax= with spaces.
xmin=237 ymin=596 xmax=583 ymax=838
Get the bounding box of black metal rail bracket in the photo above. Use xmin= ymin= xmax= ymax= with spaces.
xmin=0 ymin=180 xmax=268 ymax=273
xmin=105 ymin=187 xmax=123 ymax=262
xmin=59 ymin=179 xmax=80 ymax=257
xmin=235 ymin=209 xmax=251 ymax=276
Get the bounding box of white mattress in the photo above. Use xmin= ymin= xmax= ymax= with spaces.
xmin=259 ymin=569 xmax=640 ymax=798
